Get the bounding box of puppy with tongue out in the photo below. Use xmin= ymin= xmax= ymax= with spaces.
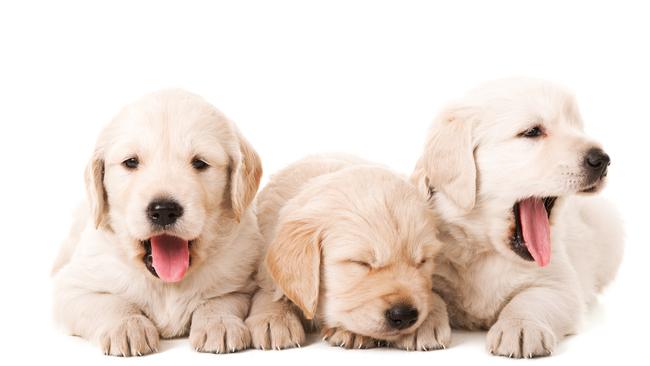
xmin=412 ymin=78 xmax=623 ymax=359
xmin=52 ymin=90 xmax=264 ymax=356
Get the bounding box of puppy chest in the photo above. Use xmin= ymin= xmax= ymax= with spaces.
xmin=142 ymin=294 xmax=198 ymax=338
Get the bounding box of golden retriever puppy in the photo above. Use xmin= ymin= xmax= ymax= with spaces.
xmin=245 ymin=155 xmax=451 ymax=351
xmin=412 ymin=78 xmax=624 ymax=358
xmin=52 ymin=89 xmax=263 ymax=356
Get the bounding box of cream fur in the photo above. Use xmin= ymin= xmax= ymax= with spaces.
xmin=246 ymin=155 xmax=451 ymax=351
xmin=412 ymin=78 xmax=624 ymax=358
xmin=52 ymin=89 xmax=263 ymax=356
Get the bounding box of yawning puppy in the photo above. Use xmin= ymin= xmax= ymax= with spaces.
xmin=412 ymin=78 xmax=624 ymax=358
xmin=52 ymin=89 xmax=263 ymax=356
xmin=245 ymin=155 xmax=451 ymax=351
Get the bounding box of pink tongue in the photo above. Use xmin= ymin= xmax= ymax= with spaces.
xmin=150 ymin=234 xmax=190 ymax=283
xmin=519 ymin=198 xmax=551 ymax=267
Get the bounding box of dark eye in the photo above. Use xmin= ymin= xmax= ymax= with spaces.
xmin=519 ymin=126 xmax=544 ymax=138
xmin=191 ymin=158 xmax=209 ymax=171
xmin=417 ymin=258 xmax=429 ymax=268
xmin=122 ymin=157 xmax=139 ymax=170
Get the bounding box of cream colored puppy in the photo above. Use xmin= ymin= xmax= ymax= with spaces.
xmin=52 ymin=90 xmax=263 ymax=356
xmin=412 ymin=78 xmax=624 ymax=358
xmin=246 ymin=155 xmax=451 ymax=351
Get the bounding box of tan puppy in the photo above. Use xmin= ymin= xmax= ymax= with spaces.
xmin=52 ymin=90 xmax=263 ymax=356
xmin=412 ymin=78 xmax=624 ymax=358
xmin=246 ymin=155 xmax=451 ymax=351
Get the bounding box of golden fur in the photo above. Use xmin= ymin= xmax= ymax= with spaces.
xmin=412 ymin=78 xmax=624 ymax=358
xmin=246 ymin=155 xmax=451 ymax=351
xmin=52 ymin=89 xmax=263 ymax=356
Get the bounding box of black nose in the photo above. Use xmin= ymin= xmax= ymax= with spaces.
xmin=584 ymin=147 xmax=610 ymax=180
xmin=385 ymin=304 xmax=419 ymax=330
xmin=146 ymin=199 xmax=183 ymax=226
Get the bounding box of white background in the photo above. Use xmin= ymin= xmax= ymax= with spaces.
xmin=1 ymin=0 xmax=648 ymax=364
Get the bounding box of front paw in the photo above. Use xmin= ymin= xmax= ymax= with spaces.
xmin=322 ymin=327 xmax=379 ymax=349
xmin=190 ymin=316 xmax=251 ymax=353
xmin=486 ymin=318 xmax=556 ymax=358
xmin=99 ymin=314 xmax=160 ymax=357
xmin=246 ymin=311 xmax=305 ymax=350
xmin=390 ymin=313 xmax=451 ymax=351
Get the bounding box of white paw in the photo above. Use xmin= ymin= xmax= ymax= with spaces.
xmin=322 ymin=327 xmax=379 ymax=349
xmin=486 ymin=318 xmax=556 ymax=358
xmin=99 ymin=315 xmax=160 ymax=357
xmin=190 ymin=316 xmax=251 ymax=353
xmin=245 ymin=311 xmax=305 ymax=350
xmin=390 ymin=313 xmax=451 ymax=351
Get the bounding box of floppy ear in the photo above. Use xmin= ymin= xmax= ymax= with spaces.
xmin=84 ymin=151 xmax=109 ymax=228
xmin=412 ymin=108 xmax=477 ymax=212
xmin=265 ymin=218 xmax=321 ymax=319
xmin=229 ymin=132 xmax=262 ymax=221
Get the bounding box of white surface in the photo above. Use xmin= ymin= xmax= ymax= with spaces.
xmin=1 ymin=0 xmax=647 ymax=364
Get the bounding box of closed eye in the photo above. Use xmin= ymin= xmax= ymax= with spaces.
xmin=344 ymin=260 xmax=372 ymax=269
xmin=417 ymin=258 xmax=430 ymax=268
xmin=518 ymin=125 xmax=545 ymax=138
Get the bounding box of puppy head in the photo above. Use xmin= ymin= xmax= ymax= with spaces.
xmin=413 ymin=78 xmax=610 ymax=266
xmin=266 ymin=167 xmax=441 ymax=340
xmin=85 ymin=89 xmax=261 ymax=282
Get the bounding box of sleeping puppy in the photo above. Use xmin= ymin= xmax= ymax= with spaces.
xmin=245 ymin=155 xmax=451 ymax=351
xmin=412 ymin=78 xmax=624 ymax=358
xmin=52 ymin=89 xmax=263 ymax=356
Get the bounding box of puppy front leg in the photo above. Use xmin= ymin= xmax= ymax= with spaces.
xmin=245 ymin=288 xmax=306 ymax=350
xmin=54 ymin=288 xmax=159 ymax=356
xmin=391 ymin=292 xmax=451 ymax=351
xmin=486 ymin=285 xmax=583 ymax=358
xmin=190 ymin=292 xmax=252 ymax=353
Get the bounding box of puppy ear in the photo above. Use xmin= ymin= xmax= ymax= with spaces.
xmin=265 ymin=218 xmax=321 ymax=319
xmin=229 ymin=132 xmax=262 ymax=221
xmin=84 ymin=151 xmax=108 ymax=228
xmin=412 ymin=108 xmax=477 ymax=212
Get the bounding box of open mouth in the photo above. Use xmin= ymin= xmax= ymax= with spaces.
xmin=510 ymin=197 xmax=556 ymax=267
xmin=143 ymin=235 xmax=193 ymax=283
